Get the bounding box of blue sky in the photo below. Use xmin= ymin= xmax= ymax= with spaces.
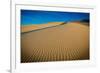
xmin=21 ymin=10 xmax=89 ymax=25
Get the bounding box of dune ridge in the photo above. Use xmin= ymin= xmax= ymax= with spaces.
xmin=21 ymin=22 xmax=63 ymax=33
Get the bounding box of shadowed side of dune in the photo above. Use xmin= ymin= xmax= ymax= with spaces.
xmin=21 ymin=22 xmax=89 ymax=63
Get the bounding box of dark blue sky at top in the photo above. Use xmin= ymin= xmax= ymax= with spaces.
xmin=21 ymin=10 xmax=89 ymax=25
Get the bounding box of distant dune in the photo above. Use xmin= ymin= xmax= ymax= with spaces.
xmin=21 ymin=22 xmax=63 ymax=33
xmin=21 ymin=22 xmax=89 ymax=63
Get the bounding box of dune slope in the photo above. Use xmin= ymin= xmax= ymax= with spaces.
xmin=21 ymin=22 xmax=89 ymax=63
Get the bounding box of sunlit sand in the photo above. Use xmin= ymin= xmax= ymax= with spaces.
xmin=21 ymin=22 xmax=89 ymax=63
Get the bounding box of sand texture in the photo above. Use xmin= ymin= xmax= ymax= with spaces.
xmin=21 ymin=22 xmax=89 ymax=63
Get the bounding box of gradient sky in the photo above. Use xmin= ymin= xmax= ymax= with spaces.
xmin=21 ymin=10 xmax=89 ymax=25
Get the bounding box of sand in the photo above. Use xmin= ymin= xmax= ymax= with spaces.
xmin=21 ymin=22 xmax=89 ymax=63
xmin=21 ymin=22 xmax=63 ymax=33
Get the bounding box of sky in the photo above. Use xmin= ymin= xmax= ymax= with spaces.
xmin=21 ymin=10 xmax=89 ymax=25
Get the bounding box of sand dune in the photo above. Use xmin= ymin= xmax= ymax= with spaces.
xmin=21 ymin=22 xmax=63 ymax=33
xmin=21 ymin=22 xmax=89 ymax=63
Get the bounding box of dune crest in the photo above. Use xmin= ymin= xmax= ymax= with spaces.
xmin=21 ymin=22 xmax=63 ymax=33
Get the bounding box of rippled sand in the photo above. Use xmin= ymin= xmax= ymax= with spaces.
xmin=21 ymin=22 xmax=89 ymax=63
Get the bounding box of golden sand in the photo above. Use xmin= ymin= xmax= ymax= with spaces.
xmin=21 ymin=22 xmax=89 ymax=63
